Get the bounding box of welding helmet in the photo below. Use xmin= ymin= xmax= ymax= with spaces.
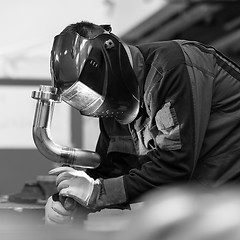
xmin=50 ymin=29 xmax=140 ymax=124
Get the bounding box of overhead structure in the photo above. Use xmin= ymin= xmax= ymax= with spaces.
xmin=122 ymin=0 xmax=240 ymax=64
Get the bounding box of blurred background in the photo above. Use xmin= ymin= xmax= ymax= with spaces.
xmin=0 ymin=0 xmax=239 ymax=196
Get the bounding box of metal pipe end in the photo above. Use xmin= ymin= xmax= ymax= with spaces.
xmin=31 ymin=85 xmax=61 ymax=102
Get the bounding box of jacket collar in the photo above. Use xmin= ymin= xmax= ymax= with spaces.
xmin=128 ymin=45 xmax=145 ymax=105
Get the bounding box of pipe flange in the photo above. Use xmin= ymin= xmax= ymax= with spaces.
xmin=31 ymin=85 xmax=61 ymax=102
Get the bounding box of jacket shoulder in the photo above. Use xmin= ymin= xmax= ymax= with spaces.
xmin=136 ymin=41 xmax=186 ymax=72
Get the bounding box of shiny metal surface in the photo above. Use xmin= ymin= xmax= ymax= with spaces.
xmin=32 ymin=85 xmax=100 ymax=168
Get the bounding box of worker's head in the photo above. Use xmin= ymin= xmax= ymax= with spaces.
xmin=50 ymin=21 xmax=140 ymax=124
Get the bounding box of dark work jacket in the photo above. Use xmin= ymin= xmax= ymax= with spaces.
xmin=88 ymin=40 xmax=240 ymax=202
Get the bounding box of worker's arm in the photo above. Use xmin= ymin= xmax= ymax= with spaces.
xmin=124 ymin=61 xmax=197 ymax=202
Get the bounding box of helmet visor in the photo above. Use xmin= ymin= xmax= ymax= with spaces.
xmin=61 ymin=80 xmax=104 ymax=113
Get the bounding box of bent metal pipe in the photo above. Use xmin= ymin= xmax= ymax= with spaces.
xmin=31 ymin=85 xmax=101 ymax=169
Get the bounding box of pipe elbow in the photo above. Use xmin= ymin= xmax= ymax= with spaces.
xmin=33 ymin=126 xmax=101 ymax=169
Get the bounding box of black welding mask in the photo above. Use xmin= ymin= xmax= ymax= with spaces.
xmin=50 ymin=30 xmax=140 ymax=124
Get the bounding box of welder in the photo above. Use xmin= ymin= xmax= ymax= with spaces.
xmin=45 ymin=21 xmax=240 ymax=224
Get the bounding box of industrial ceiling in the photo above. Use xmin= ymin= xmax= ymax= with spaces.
xmin=122 ymin=0 xmax=240 ymax=64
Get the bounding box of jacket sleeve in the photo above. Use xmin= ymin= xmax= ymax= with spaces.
xmin=123 ymin=61 xmax=197 ymax=202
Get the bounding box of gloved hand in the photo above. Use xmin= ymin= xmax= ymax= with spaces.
xmin=45 ymin=195 xmax=76 ymax=225
xmin=49 ymin=166 xmax=127 ymax=209
xmin=49 ymin=167 xmax=99 ymax=208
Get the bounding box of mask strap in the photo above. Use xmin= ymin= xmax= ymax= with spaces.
xmin=122 ymin=42 xmax=133 ymax=68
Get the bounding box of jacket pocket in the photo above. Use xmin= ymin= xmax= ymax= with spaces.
xmin=153 ymin=102 xmax=182 ymax=151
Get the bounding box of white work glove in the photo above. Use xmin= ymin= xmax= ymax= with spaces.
xmin=49 ymin=167 xmax=97 ymax=208
xmin=45 ymin=195 xmax=76 ymax=225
